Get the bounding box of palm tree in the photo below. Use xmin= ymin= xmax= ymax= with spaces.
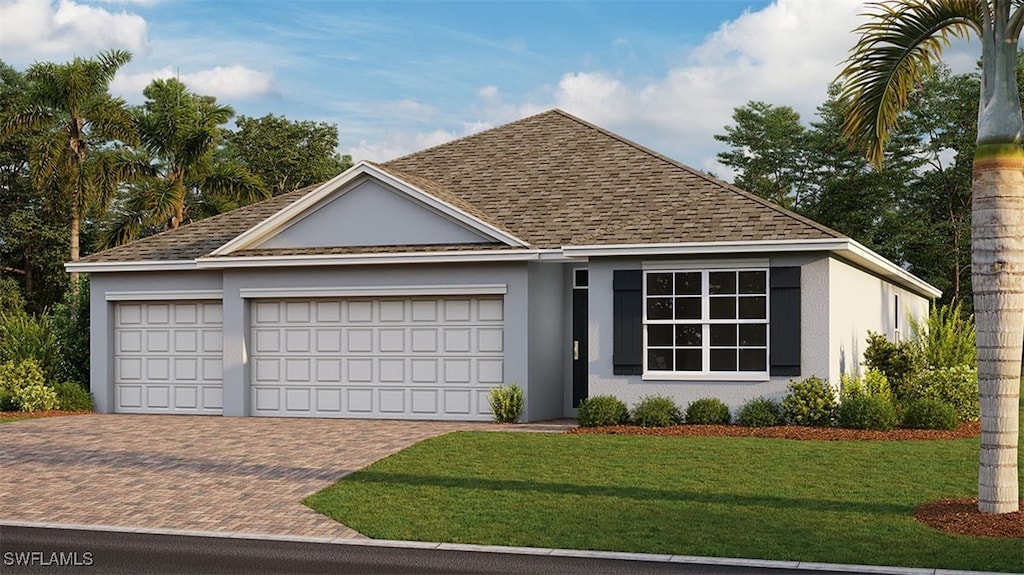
xmin=838 ymin=0 xmax=1021 ymax=514
xmin=0 ymin=50 xmax=137 ymax=284
xmin=100 ymin=78 xmax=267 ymax=247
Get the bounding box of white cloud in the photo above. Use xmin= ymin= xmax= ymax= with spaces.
xmin=111 ymin=65 xmax=274 ymax=101
xmin=546 ymin=0 xmax=869 ymax=172
xmin=0 ymin=0 xmax=148 ymax=62
xmin=344 ymin=128 xmax=461 ymax=164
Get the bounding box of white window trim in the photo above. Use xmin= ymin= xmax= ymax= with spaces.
xmin=105 ymin=290 xmax=223 ymax=301
xmin=642 ymin=268 xmax=770 ymax=382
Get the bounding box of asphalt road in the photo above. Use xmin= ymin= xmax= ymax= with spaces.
xmin=0 ymin=525 xmax=860 ymax=575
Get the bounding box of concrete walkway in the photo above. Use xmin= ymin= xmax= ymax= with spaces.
xmin=0 ymin=414 xmax=526 ymax=538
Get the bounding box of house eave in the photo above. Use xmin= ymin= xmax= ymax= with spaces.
xmin=64 ymin=260 xmax=200 ymax=273
xmin=562 ymin=238 xmax=942 ymax=299
xmin=195 ymin=249 xmax=548 ymax=269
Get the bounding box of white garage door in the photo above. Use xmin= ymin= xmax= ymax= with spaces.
xmin=250 ymin=296 xmax=504 ymax=420
xmin=114 ymin=301 xmax=223 ymax=414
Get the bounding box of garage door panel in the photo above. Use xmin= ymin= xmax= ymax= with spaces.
xmin=251 ymin=296 xmax=504 ymax=420
xmin=114 ymin=301 xmax=223 ymax=414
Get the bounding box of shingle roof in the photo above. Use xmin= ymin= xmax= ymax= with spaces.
xmin=382 ymin=110 xmax=842 ymax=248
xmin=78 ymin=109 xmax=843 ymax=264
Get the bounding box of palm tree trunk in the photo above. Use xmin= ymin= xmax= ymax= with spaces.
xmin=69 ymin=212 xmax=80 ymax=288
xmin=972 ymin=143 xmax=1023 ymax=514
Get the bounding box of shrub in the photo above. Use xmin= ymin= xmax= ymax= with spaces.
xmin=53 ymin=381 xmax=93 ymax=412
xmin=862 ymin=332 xmax=920 ymax=401
xmin=782 ymin=377 xmax=837 ymax=427
xmin=837 ymin=395 xmax=898 ymax=430
xmin=0 ymin=277 xmax=24 ymax=314
xmin=840 ymin=369 xmax=892 ymax=402
xmin=0 ymin=359 xmax=58 ymax=412
xmin=630 ymin=396 xmax=681 ymax=427
xmin=736 ymin=397 xmax=782 ymax=427
xmin=51 ymin=278 xmax=90 ymax=387
xmin=909 ymin=365 xmax=979 ymax=422
xmin=903 ymin=398 xmax=960 ymax=430
xmin=488 ymin=384 xmax=525 ymax=423
xmin=0 ymin=311 xmax=58 ymax=381
xmin=685 ymin=397 xmax=731 ymax=425
xmin=909 ymin=302 xmax=976 ymax=369
xmin=577 ymin=395 xmax=630 ymax=427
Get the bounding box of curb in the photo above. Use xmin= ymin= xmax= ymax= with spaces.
xmin=0 ymin=520 xmax=1004 ymax=575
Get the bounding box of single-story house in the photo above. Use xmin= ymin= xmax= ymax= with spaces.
xmin=69 ymin=110 xmax=940 ymax=422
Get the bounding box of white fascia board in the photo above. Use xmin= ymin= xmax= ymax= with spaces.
xmin=64 ymin=260 xmax=199 ymax=273
xmin=211 ymin=162 xmax=529 ymax=256
xmin=841 ymin=239 xmax=942 ymax=299
xmin=561 ymin=238 xmax=849 ymax=258
xmin=196 ymin=249 xmax=543 ymax=269
xmin=105 ymin=289 xmax=223 ymax=301
xmin=239 ymin=284 xmax=507 ymax=299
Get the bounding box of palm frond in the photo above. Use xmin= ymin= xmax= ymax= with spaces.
xmin=198 ymin=161 xmax=270 ymax=207
xmin=837 ymin=0 xmax=982 ymax=166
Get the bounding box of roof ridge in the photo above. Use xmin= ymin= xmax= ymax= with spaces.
xmin=548 ymin=109 xmax=846 ymax=240
xmin=383 ymin=109 xmax=564 ymax=165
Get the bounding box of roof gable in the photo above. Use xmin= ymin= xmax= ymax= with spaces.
xmin=212 ymin=163 xmax=528 ymax=255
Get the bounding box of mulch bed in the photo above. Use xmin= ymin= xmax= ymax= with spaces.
xmin=564 ymin=420 xmax=981 ymax=440
xmin=566 ymin=421 xmax=1024 ymax=539
xmin=914 ymin=499 xmax=1024 ymax=539
xmin=0 ymin=410 xmax=91 ymax=419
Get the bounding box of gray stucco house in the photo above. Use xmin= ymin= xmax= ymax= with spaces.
xmin=69 ymin=110 xmax=940 ymax=422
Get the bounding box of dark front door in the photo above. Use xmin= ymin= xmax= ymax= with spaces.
xmin=572 ymin=282 xmax=589 ymax=407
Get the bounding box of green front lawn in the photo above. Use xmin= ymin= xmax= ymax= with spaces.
xmin=306 ymin=426 xmax=1023 ymax=572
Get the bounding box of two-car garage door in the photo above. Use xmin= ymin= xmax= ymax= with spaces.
xmin=249 ymin=296 xmax=504 ymax=420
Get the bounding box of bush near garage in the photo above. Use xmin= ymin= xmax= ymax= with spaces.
xmin=488 ymin=384 xmax=525 ymax=423
xmin=0 ymin=359 xmax=58 ymax=412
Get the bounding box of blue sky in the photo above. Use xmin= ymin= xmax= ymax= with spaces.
xmin=0 ymin=1 xmax=978 ymax=177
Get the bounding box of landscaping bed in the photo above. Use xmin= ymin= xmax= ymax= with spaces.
xmin=566 ymin=420 xmax=981 ymax=440
xmin=0 ymin=409 xmax=89 ymax=422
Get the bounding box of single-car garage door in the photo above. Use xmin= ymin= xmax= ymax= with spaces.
xmin=250 ymin=296 xmax=504 ymax=420
xmin=114 ymin=301 xmax=224 ymax=414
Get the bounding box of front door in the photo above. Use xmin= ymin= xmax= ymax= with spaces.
xmin=572 ymin=269 xmax=589 ymax=407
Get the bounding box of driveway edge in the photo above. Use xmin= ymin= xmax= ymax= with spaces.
xmin=0 ymin=520 xmax=1003 ymax=575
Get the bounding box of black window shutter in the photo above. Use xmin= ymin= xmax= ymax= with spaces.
xmin=770 ymin=266 xmax=801 ymax=376
xmin=613 ymin=270 xmax=643 ymax=375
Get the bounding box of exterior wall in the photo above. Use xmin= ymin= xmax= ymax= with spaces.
xmin=89 ymin=271 xmax=224 ymax=413
xmin=525 ymin=262 xmax=565 ymax=421
xmin=586 ymin=253 xmax=836 ymax=414
xmin=260 ymin=179 xmax=489 ymax=249
xmin=827 ymin=257 xmax=930 ymax=383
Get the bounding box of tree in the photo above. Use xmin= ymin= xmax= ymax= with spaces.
xmin=100 ymin=78 xmax=268 ymax=247
xmin=838 ymin=0 xmax=1021 ymax=514
xmin=714 ymin=101 xmax=810 ymax=209
xmin=0 ymin=50 xmax=137 ymax=284
xmin=223 ymin=114 xmax=353 ymax=196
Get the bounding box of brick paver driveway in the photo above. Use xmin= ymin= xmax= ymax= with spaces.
xmin=0 ymin=415 xmax=482 ymax=538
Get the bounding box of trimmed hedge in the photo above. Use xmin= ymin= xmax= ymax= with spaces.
xmin=685 ymin=397 xmax=731 ymax=425
xmin=630 ymin=396 xmax=681 ymax=427
xmin=837 ymin=395 xmax=898 ymax=431
xmin=736 ymin=397 xmax=782 ymax=427
xmin=902 ymin=398 xmax=959 ymax=430
xmin=578 ymin=395 xmax=629 ymax=427
xmin=782 ymin=377 xmax=837 ymax=427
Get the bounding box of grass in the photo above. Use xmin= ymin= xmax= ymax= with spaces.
xmin=306 ymin=404 xmax=1024 ymax=572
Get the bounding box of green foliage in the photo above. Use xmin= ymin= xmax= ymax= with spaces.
xmin=0 ymin=359 xmax=57 ymax=412
xmin=224 ymin=114 xmax=354 ymax=196
xmin=902 ymin=398 xmax=960 ymax=430
xmin=487 ymin=384 xmax=524 ymax=423
xmin=908 ymin=302 xmax=976 ymax=368
xmin=840 ymin=369 xmax=893 ymax=402
xmin=908 ymin=366 xmax=979 ymax=422
xmin=736 ymin=397 xmax=782 ymax=427
xmin=577 ymin=395 xmax=629 ymax=427
xmin=837 ymin=395 xmax=898 ymax=431
xmin=0 ymin=277 xmax=24 ymax=314
xmin=684 ymin=397 xmax=731 ymax=425
xmin=862 ymin=332 xmax=920 ymax=401
xmin=50 ymin=277 xmax=90 ymax=387
xmin=630 ymin=396 xmax=681 ymax=427
xmin=0 ymin=311 xmax=57 ymax=380
xmin=52 ymin=381 xmax=92 ymax=411
xmin=782 ymin=377 xmax=837 ymax=427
